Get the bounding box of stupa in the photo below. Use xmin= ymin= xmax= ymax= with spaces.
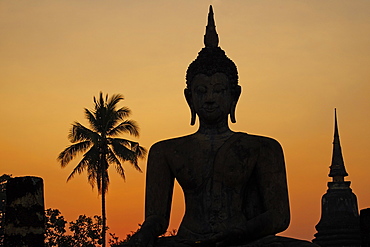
xmin=313 ymin=109 xmax=361 ymax=246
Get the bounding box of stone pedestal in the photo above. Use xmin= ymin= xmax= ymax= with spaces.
xmin=3 ymin=176 xmax=45 ymax=247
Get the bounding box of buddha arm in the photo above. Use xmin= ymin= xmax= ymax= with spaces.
xmin=141 ymin=142 xmax=175 ymax=239
xmin=254 ymin=138 xmax=290 ymax=236
xmin=244 ymin=138 xmax=290 ymax=239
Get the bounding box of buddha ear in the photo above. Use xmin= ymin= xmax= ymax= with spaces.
xmin=184 ymin=88 xmax=196 ymax=126
xmin=230 ymin=85 xmax=241 ymax=123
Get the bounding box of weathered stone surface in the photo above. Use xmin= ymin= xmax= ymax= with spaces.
xmin=3 ymin=176 xmax=45 ymax=247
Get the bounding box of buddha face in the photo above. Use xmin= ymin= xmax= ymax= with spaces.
xmin=186 ymin=72 xmax=238 ymax=125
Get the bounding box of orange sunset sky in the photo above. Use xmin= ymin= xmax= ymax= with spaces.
xmin=1 ymin=0 xmax=370 ymax=242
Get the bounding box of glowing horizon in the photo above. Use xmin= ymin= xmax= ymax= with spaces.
xmin=1 ymin=0 xmax=370 ymax=242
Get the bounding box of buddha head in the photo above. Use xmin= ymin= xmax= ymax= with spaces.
xmin=185 ymin=6 xmax=241 ymax=126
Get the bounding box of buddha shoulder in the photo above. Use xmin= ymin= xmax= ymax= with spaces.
xmin=147 ymin=133 xmax=283 ymax=154
xmin=147 ymin=134 xmax=196 ymax=153
xmin=236 ymin=132 xmax=283 ymax=150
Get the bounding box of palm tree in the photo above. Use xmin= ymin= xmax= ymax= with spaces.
xmin=57 ymin=92 xmax=146 ymax=247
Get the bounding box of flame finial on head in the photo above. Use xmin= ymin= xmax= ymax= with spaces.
xmin=186 ymin=5 xmax=238 ymax=86
xmin=204 ymin=5 xmax=219 ymax=48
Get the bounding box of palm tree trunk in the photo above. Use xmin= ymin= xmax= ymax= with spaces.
xmin=102 ymin=181 xmax=106 ymax=247
xmin=101 ymin=151 xmax=107 ymax=247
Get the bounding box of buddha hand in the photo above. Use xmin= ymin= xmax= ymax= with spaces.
xmin=122 ymin=229 xmax=155 ymax=247
xmin=191 ymin=228 xmax=245 ymax=247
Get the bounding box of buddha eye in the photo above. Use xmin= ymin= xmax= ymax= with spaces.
xmin=213 ymin=84 xmax=226 ymax=93
xmin=196 ymin=86 xmax=207 ymax=94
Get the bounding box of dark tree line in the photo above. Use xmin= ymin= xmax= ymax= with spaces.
xmin=45 ymin=208 xmax=177 ymax=247
xmin=45 ymin=208 xmax=128 ymax=247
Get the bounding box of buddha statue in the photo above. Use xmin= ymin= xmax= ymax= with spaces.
xmin=124 ymin=6 xmax=318 ymax=247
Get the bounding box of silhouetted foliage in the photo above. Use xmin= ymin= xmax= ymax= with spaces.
xmin=45 ymin=208 xmax=69 ymax=246
xmin=69 ymin=215 xmax=104 ymax=246
xmin=45 ymin=209 xmax=177 ymax=247
xmin=45 ymin=208 xmax=107 ymax=247
xmin=57 ymin=92 xmax=146 ymax=247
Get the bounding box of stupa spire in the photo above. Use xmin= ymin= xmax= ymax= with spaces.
xmin=204 ymin=5 xmax=219 ymax=48
xmin=329 ymin=108 xmax=348 ymax=180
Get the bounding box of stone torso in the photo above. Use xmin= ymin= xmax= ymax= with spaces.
xmin=148 ymin=132 xmax=281 ymax=240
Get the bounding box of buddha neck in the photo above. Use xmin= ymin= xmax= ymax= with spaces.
xmin=197 ymin=119 xmax=233 ymax=137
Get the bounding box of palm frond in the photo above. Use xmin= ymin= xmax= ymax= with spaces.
xmin=57 ymin=141 xmax=92 ymax=167
xmin=111 ymin=138 xmax=147 ymax=158
xmin=87 ymin=166 xmax=98 ymax=189
xmin=89 ymin=161 xmax=110 ymax=195
xmin=104 ymin=94 xmax=127 ymax=134
xmin=64 ymin=145 xmax=98 ymax=182
xmin=84 ymin=108 xmax=99 ymax=132
xmin=108 ymin=120 xmax=140 ymax=137
xmin=86 ymin=159 xmax=110 ymax=195
xmin=106 ymin=148 xmax=120 ymax=165
xmin=68 ymin=122 xmax=100 ymax=143
xmin=115 ymin=106 xmax=131 ymax=120
xmin=135 ymin=145 xmax=147 ymax=159
xmin=80 ymin=145 xmax=110 ymax=194
xmin=88 ymin=169 xmax=98 ymax=190
xmin=92 ymin=92 xmax=109 ymax=134
xmin=110 ymin=139 xmax=142 ymax=172
xmin=107 ymin=148 xmax=126 ymax=180
xmin=106 ymin=94 xmax=124 ymax=111
xmin=94 ymin=92 xmax=106 ymax=110
xmin=74 ymin=145 xmax=100 ymax=187
xmin=108 ymin=138 xmax=130 ymax=147
xmin=110 ymin=141 xmax=134 ymax=162
xmin=104 ymin=107 xmax=131 ymax=133
xmin=66 ymin=155 xmax=90 ymax=181
xmin=88 ymin=92 xmax=135 ymax=137
xmin=115 ymin=163 xmax=126 ymax=180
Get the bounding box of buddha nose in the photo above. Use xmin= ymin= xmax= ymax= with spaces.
xmin=205 ymin=90 xmax=215 ymax=103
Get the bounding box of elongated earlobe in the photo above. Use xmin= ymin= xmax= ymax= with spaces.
xmin=184 ymin=88 xmax=196 ymax=126
xmin=230 ymin=104 xmax=237 ymax=123
xmin=230 ymin=85 xmax=241 ymax=123
xmin=190 ymin=108 xmax=196 ymax=125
